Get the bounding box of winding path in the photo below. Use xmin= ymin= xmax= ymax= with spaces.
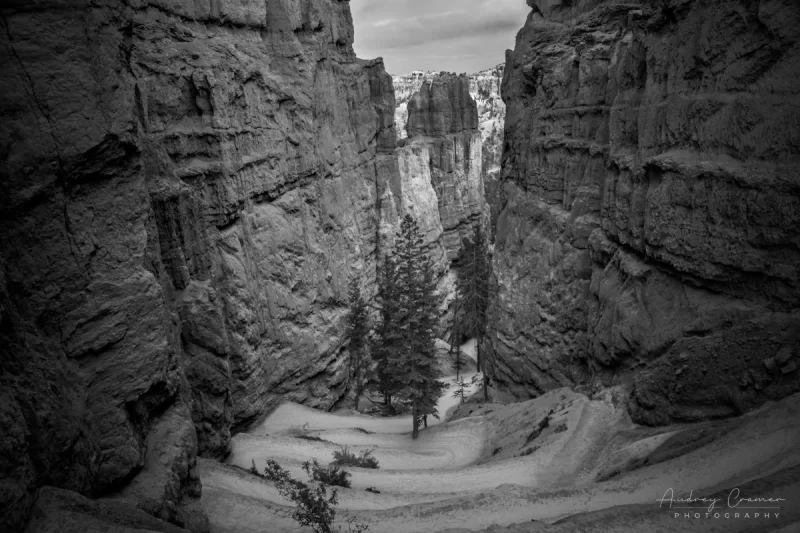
xmin=198 ymin=342 xmax=800 ymax=533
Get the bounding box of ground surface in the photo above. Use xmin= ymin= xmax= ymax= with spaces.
xmin=198 ymin=342 xmax=800 ymax=533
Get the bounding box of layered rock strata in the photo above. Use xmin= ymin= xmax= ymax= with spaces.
xmin=401 ymin=74 xmax=488 ymax=261
xmin=0 ymin=0 xmax=398 ymax=530
xmin=485 ymin=0 xmax=800 ymax=425
xmin=393 ymin=67 xmax=505 ymax=201
xmin=377 ymin=74 xmax=489 ymax=331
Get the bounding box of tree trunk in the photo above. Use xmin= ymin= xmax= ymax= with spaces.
xmin=479 ymin=335 xmax=488 ymax=402
xmin=450 ymin=325 xmax=459 ymax=380
xmin=353 ymin=351 xmax=360 ymax=410
xmin=412 ymin=400 xmax=419 ymax=439
xmin=476 ymin=337 xmax=482 ymax=373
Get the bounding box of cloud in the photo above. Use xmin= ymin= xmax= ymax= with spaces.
xmin=350 ymin=0 xmax=530 ymax=74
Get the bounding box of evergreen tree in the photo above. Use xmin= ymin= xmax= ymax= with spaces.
xmin=452 ymin=375 xmax=470 ymax=405
xmin=449 ymin=288 xmax=465 ymax=381
xmin=456 ymin=225 xmax=491 ymax=399
xmin=370 ymin=255 xmax=401 ymax=407
xmin=345 ymin=276 xmax=370 ymax=408
xmin=392 ymin=214 xmax=445 ymax=439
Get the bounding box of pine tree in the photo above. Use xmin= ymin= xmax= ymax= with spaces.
xmin=392 ymin=214 xmax=445 ymax=439
xmin=345 ymin=276 xmax=370 ymax=408
xmin=370 ymin=255 xmax=401 ymax=407
xmin=449 ymin=288 xmax=465 ymax=381
xmin=452 ymin=375 xmax=469 ymax=405
xmin=456 ymin=225 xmax=491 ymax=399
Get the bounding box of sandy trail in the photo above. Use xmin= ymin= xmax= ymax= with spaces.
xmin=200 ymin=340 xmax=800 ymax=532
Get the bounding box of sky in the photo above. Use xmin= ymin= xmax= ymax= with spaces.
xmin=350 ymin=0 xmax=531 ymax=75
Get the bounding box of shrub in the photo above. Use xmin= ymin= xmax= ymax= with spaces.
xmin=553 ymin=422 xmax=568 ymax=434
xmin=331 ymin=447 xmax=380 ymax=469
xmin=311 ymin=461 xmax=352 ymax=488
xmin=262 ymin=459 xmax=368 ymax=533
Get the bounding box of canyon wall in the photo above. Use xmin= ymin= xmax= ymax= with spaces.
xmin=469 ymin=65 xmax=507 ymax=237
xmin=393 ymin=67 xmax=505 ymax=185
xmin=403 ymin=74 xmax=487 ymax=260
xmin=0 ymin=0 xmax=397 ymax=530
xmin=486 ymin=0 xmax=800 ymax=425
xmin=394 ymin=68 xmax=501 ymax=240
xmin=384 ymin=74 xmax=489 ymax=328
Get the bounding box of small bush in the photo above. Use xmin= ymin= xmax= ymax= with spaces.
xmin=332 ymin=447 xmax=380 ymax=469
xmin=262 ymin=459 xmax=368 ymax=533
xmin=492 ymin=447 xmax=502 ymax=456
xmin=553 ymin=422 xmax=568 ymax=434
xmin=365 ymin=487 xmax=381 ymax=494
xmin=311 ymin=462 xmax=352 ymax=488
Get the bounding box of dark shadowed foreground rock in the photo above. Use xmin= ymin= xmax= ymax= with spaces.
xmin=25 ymin=487 xmax=189 ymax=533
xmin=0 ymin=0 xmax=398 ymax=530
xmin=485 ymin=0 xmax=800 ymax=424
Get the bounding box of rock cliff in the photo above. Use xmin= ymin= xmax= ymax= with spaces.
xmin=380 ymin=74 xmax=489 ymax=332
xmin=0 ymin=0 xmax=398 ymax=530
xmin=485 ymin=0 xmax=800 ymax=425
xmin=470 ymin=65 xmax=506 ymax=237
xmin=393 ymin=67 xmax=505 ymax=204
xmin=402 ymin=74 xmax=487 ymax=261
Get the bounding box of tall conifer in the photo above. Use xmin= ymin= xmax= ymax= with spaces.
xmin=370 ymin=255 xmax=401 ymax=407
xmin=392 ymin=214 xmax=445 ymax=439
xmin=345 ymin=277 xmax=370 ymax=408
xmin=456 ymin=225 xmax=490 ymax=399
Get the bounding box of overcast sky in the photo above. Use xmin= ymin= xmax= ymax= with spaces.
xmin=350 ymin=0 xmax=531 ymax=75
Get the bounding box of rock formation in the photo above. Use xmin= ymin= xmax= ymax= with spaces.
xmin=469 ymin=64 xmax=505 ymax=178
xmin=485 ymin=0 xmax=800 ymax=425
xmin=393 ymin=66 xmax=505 ymax=228
xmin=402 ymin=74 xmax=487 ymax=260
xmin=393 ymin=70 xmax=432 ymax=140
xmin=380 ymin=74 xmax=489 ymax=331
xmin=0 ymin=0 xmax=399 ymax=530
xmin=469 ymin=65 xmax=506 ymax=237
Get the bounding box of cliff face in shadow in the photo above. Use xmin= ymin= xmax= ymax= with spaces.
xmin=485 ymin=0 xmax=800 ymax=424
xmin=0 ymin=0 xmax=397 ymax=530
